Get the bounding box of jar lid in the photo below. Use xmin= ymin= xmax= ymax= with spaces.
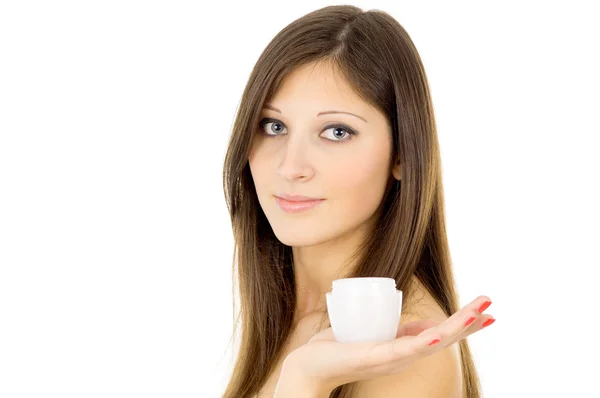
xmin=331 ymin=277 xmax=397 ymax=295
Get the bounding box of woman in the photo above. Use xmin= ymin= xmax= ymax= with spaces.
xmin=221 ymin=5 xmax=495 ymax=398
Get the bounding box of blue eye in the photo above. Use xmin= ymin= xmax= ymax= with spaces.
xmin=258 ymin=118 xmax=357 ymax=143
xmin=259 ymin=118 xmax=286 ymax=136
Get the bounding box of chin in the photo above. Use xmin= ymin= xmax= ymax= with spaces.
xmin=271 ymin=227 xmax=328 ymax=247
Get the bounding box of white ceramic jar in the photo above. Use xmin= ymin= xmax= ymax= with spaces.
xmin=325 ymin=277 xmax=403 ymax=343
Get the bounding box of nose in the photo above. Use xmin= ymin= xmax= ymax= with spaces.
xmin=276 ymin=134 xmax=315 ymax=183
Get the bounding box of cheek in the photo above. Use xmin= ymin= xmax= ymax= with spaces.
xmin=248 ymin=152 xmax=274 ymax=205
xmin=333 ymin=154 xmax=389 ymax=199
xmin=248 ymin=160 xmax=265 ymax=192
xmin=325 ymin=157 xmax=389 ymax=225
xmin=248 ymin=142 xmax=266 ymax=181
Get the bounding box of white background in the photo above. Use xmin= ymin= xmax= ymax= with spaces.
xmin=1 ymin=1 xmax=598 ymax=397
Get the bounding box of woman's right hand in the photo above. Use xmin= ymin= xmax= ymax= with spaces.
xmin=281 ymin=295 xmax=494 ymax=394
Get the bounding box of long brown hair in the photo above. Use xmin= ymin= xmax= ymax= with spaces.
xmin=221 ymin=5 xmax=481 ymax=397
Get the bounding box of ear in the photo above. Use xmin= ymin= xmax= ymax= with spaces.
xmin=392 ymin=159 xmax=402 ymax=181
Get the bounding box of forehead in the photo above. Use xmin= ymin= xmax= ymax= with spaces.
xmin=268 ymin=62 xmax=366 ymax=111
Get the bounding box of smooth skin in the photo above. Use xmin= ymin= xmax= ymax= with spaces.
xmin=274 ymin=295 xmax=494 ymax=397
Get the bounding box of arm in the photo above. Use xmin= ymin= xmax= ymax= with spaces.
xmin=273 ymin=356 xmax=333 ymax=398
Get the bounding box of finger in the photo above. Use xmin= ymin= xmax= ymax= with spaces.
xmin=365 ymin=328 xmax=444 ymax=367
xmin=423 ymin=295 xmax=492 ymax=341
xmin=350 ymin=297 xmax=493 ymax=372
xmin=450 ymin=313 xmax=496 ymax=345
xmin=396 ymin=319 xmax=441 ymax=338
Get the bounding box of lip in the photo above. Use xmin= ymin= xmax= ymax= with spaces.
xmin=276 ymin=193 xmax=324 ymax=202
xmin=275 ymin=195 xmax=325 ymax=213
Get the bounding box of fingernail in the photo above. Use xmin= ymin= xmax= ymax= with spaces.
xmin=428 ymin=338 xmax=441 ymax=346
xmin=464 ymin=316 xmax=476 ymax=327
xmin=477 ymin=300 xmax=492 ymax=314
xmin=482 ymin=317 xmax=496 ymax=328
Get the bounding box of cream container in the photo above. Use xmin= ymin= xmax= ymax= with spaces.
xmin=325 ymin=277 xmax=403 ymax=343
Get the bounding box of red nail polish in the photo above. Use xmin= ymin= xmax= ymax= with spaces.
xmin=428 ymin=338 xmax=441 ymax=346
xmin=464 ymin=317 xmax=476 ymax=327
xmin=477 ymin=300 xmax=492 ymax=314
xmin=482 ymin=317 xmax=496 ymax=328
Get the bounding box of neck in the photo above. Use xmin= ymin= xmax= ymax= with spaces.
xmin=291 ymin=218 xmax=376 ymax=321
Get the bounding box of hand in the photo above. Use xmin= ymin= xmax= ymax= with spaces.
xmin=283 ymin=295 xmax=494 ymax=394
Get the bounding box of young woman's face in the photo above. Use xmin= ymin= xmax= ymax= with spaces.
xmin=248 ymin=61 xmax=400 ymax=247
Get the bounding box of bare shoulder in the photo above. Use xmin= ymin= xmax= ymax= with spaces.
xmin=351 ymin=278 xmax=463 ymax=398
xmin=401 ymin=277 xmax=449 ymax=322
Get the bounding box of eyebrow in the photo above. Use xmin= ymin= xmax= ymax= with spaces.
xmin=262 ymin=103 xmax=368 ymax=123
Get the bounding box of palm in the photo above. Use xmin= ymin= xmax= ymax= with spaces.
xmin=289 ymin=318 xmax=440 ymax=386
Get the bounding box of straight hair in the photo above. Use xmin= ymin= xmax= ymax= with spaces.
xmin=221 ymin=5 xmax=482 ymax=397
